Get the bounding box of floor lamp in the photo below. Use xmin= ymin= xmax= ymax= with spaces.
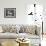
xmin=41 ymin=14 xmax=43 ymax=40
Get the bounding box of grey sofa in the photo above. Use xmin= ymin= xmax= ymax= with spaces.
xmin=0 ymin=24 xmax=41 ymax=39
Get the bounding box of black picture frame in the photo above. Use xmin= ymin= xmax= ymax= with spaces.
xmin=4 ymin=8 xmax=16 ymax=18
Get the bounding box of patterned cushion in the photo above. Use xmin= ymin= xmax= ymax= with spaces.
xmin=2 ymin=25 xmax=10 ymax=33
xmin=19 ymin=25 xmax=25 ymax=33
xmin=36 ymin=25 xmax=41 ymax=36
xmin=2 ymin=25 xmax=17 ymax=33
xmin=10 ymin=25 xmax=17 ymax=33
xmin=24 ymin=25 xmax=36 ymax=35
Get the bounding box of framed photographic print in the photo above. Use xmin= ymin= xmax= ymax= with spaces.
xmin=4 ymin=8 xmax=16 ymax=18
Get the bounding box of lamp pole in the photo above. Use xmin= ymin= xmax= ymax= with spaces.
xmin=41 ymin=12 xmax=43 ymax=40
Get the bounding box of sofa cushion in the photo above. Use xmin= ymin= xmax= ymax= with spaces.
xmin=0 ymin=26 xmax=3 ymax=33
xmin=24 ymin=25 xmax=36 ymax=35
xmin=19 ymin=25 xmax=25 ymax=33
xmin=35 ymin=25 xmax=41 ymax=36
xmin=2 ymin=25 xmax=18 ymax=33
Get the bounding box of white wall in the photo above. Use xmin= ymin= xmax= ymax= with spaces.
xmin=0 ymin=0 xmax=45 ymax=24
xmin=0 ymin=0 xmax=27 ymax=24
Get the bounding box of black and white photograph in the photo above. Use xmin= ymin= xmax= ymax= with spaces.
xmin=4 ymin=8 xmax=16 ymax=18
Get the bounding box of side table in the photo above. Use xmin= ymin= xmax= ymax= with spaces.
xmin=19 ymin=39 xmax=31 ymax=46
